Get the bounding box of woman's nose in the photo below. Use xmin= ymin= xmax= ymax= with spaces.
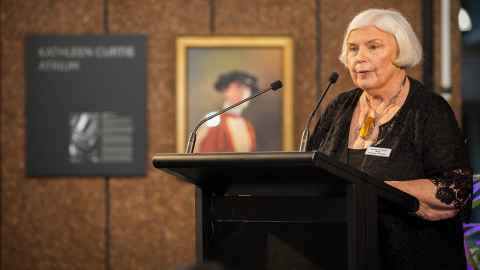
xmin=352 ymin=48 xmax=369 ymax=65
xmin=355 ymin=47 xmax=369 ymax=61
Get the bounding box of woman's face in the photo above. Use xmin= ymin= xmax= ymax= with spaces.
xmin=346 ymin=26 xmax=400 ymax=91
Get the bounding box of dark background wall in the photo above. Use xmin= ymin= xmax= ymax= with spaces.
xmin=0 ymin=0 xmax=462 ymax=269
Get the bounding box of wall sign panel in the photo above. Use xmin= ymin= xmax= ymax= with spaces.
xmin=26 ymin=35 xmax=147 ymax=176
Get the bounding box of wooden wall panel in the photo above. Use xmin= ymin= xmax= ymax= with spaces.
xmin=107 ymin=1 xmax=209 ymax=269
xmin=1 ymin=1 xmax=105 ymax=269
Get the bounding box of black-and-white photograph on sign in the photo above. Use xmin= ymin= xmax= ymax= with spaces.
xmin=26 ymin=35 xmax=147 ymax=176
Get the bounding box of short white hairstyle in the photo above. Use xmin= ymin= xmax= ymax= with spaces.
xmin=339 ymin=9 xmax=422 ymax=68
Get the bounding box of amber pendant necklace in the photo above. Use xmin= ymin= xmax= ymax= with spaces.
xmin=359 ymin=114 xmax=376 ymax=139
xmin=359 ymin=75 xmax=407 ymax=140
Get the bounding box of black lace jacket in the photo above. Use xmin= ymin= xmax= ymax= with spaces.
xmin=308 ymin=78 xmax=472 ymax=269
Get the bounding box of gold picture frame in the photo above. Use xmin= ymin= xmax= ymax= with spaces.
xmin=176 ymin=36 xmax=294 ymax=153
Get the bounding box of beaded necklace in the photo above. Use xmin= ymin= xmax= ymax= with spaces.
xmin=358 ymin=75 xmax=407 ymax=140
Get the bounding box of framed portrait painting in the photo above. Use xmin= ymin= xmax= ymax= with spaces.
xmin=176 ymin=36 xmax=294 ymax=153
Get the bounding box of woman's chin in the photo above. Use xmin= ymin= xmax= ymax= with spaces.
xmin=356 ymin=73 xmax=385 ymax=89
xmin=355 ymin=80 xmax=376 ymax=90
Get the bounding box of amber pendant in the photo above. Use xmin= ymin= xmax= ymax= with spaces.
xmin=359 ymin=115 xmax=375 ymax=139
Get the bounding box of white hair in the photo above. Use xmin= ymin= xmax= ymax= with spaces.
xmin=338 ymin=9 xmax=422 ymax=68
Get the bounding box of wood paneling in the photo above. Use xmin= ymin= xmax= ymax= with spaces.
xmin=1 ymin=1 xmax=105 ymax=269
xmin=107 ymin=1 xmax=209 ymax=269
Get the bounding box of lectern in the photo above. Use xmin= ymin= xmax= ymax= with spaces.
xmin=152 ymin=151 xmax=418 ymax=270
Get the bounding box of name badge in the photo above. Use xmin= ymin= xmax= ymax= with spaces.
xmin=365 ymin=146 xmax=392 ymax=157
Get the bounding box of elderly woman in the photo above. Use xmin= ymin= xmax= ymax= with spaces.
xmin=308 ymin=9 xmax=472 ymax=269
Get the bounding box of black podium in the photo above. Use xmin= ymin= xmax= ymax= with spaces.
xmin=152 ymin=151 xmax=419 ymax=270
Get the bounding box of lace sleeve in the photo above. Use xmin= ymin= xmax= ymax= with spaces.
xmin=430 ymin=168 xmax=473 ymax=209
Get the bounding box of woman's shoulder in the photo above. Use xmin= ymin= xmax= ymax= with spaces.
xmin=409 ymin=78 xmax=454 ymax=113
xmin=407 ymin=78 xmax=460 ymax=134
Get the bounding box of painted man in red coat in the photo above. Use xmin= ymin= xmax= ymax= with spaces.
xmin=196 ymin=71 xmax=258 ymax=153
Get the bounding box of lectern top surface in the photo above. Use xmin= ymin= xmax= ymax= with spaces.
xmin=152 ymin=151 xmax=419 ymax=212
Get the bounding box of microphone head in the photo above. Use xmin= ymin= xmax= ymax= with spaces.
xmin=270 ymin=80 xmax=283 ymax=91
xmin=329 ymin=72 xmax=339 ymax=83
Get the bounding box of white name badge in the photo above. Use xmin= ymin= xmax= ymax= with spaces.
xmin=365 ymin=146 xmax=392 ymax=157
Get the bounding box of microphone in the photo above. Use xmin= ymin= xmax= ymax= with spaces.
xmin=185 ymin=80 xmax=283 ymax=153
xmin=298 ymin=72 xmax=339 ymax=152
